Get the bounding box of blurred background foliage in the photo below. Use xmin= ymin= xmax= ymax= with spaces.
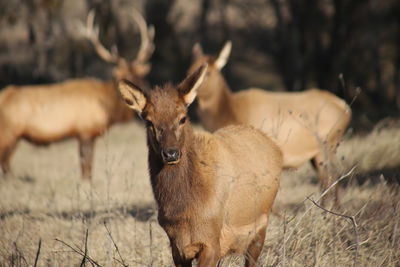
xmin=0 ymin=0 xmax=399 ymax=128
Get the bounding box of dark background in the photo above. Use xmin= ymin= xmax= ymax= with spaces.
xmin=1 ymin=0 xmax=399 ymax=130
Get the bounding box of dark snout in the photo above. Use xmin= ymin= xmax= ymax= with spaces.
xmin=161 ymin=148 xmax=181 ymax=164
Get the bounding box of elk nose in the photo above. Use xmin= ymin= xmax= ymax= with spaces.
xmin=162 ymin=148 xmax=181 ymax=163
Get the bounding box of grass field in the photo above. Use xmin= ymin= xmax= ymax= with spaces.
xmin=0 ymin=120 xmax=399 ymax=266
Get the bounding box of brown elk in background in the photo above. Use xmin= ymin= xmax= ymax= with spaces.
xmin=118 ymin=64 xmax=282 ymax=267
xmin=189 ymin=42 xmax=351 ymax=205
xmin=0 ymin=9 xmax=154 ymax=180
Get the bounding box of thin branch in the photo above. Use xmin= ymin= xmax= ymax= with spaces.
xmin=348 ymin=87 xmax=361 ymax=108
xmin=104 ymin=222 xmax=128 ymax=267
xmin=338 ymin=74 xmax=362 ymax=103
xmin=308 ymin=197 xmax=359 ymax=267
xmin=282 ymin=213 xmax=287 ymax=267
xmin=13 ymin=242 xmax=28 ymax=266
xmin=55 ymin=238 xmax=102 ymax=267
xmin=315 ymin=165 xmax=357 ymax=203
xmin=33 ymin=239 xmax=42 ymax=267
xmin=80 ymin=229 xmax=89 ymax=267
xmin=285 ymin=166 xmax=356 ymax=243
xmin=112 ymin=257 xmax=128 ymax=266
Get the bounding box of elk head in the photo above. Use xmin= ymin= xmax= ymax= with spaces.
xmin=188 ymin=41 xmax=231 ymax=99
xmin=81 ymin=9 xmax=155 ymax=87
xmin=118 ymin=64 xmax=208 ymax=164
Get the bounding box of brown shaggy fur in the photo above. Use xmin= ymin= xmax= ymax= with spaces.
xmin=119 ymin=64 xmax=283 ymax=266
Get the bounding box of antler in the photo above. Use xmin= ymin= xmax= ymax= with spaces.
xmin=81 ymin=10 xmax=120 ymax=64
xmin=79 ymin=8 xmax=154 ymax=66
xmin=128 ymin=8 xmax=155 ymax=64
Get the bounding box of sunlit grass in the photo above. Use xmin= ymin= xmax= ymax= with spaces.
xmin=0 ymin=121 xmax=399 ymax=266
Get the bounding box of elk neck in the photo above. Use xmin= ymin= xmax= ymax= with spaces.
xmin=147 ymin=123 xmax=205 ymax=222
xmin=197 ymin=75 xmax=236 ymax=131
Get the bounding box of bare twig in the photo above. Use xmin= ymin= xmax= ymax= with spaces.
xmin=387 ymin=201 xmax=400 ymax=265
xmin=308 ymin=197 xmax=359 ymax=267
xmin=80 ymin=229 xmax=89 ymax=267
xmin=338 ymin=73 xmax=346 ymax=95
xmin=55 ymin=238 xmax=102 ymax=267
xmin=33 ymin=239 xmax=42 ymax=267
xmin=349 ymin=87 xmax=362 ymax=108
xmin=332 ymin=217 xmax=337 ymax=267
xmin=316 ymin=165 xmax=357 ymax=203
xmin=112 ymin=258 xmax=124 ymax=266
xmin=285 ymin=166 xmax=356 ymax=243
xmin=103 ymin=222 xmax=128 ymax=267
xmin=149 ymin=220 xmax=154 ymax=267
xmin=338 ymin=74 xmax=361 ymax=109
xmin=281 ymin=213 xmax=287 ymax=267
xmin=13 ymin=242 xmax=28 ymax=266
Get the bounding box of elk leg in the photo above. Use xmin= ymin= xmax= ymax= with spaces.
xmin=171 ymin=243 xmax=192 ymax=267
xmin=311 ymin=155 xmax=329 ymax=190
xmin=0 ymin=141 xmax=17 ymax=177
xmin=312 ymin=150 xmax=339 ymax=207
xmin=245 ymin=226 xmax=266 ymax=267
xmin=79 ymin=138 xmax=95 ymax=180
xmin=197 ymin=245 xmax=219 ymax=267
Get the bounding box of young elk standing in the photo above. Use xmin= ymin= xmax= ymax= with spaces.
xmin=189 ymin=42 xmax=351 ymax=205
xmin=118 ymin=64 xmax=282 ymax=267
xmin=0 ymin=10 xmax=154 ymax=180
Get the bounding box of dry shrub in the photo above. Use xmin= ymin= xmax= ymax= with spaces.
xmin=264 ymin=182 xmax=400 ymax=267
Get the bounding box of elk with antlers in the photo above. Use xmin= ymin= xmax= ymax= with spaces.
xmin=118 ymin=64 xmax=282 ymax=266
xmin=0 ymin=9 xmax=154 ymax=180
xmin=189 ymin=42 xmax=351 ymax=205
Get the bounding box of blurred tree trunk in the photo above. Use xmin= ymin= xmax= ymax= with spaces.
xmin=199 ymin=0 xmax=211 ymax=45
xmin=145 ymin=0 xmax=184 ymax=84
xmin=199 ymin=0 xmax=230 ymax=50
xmin=270 ymin=0 xmax=295 ymax=91
xmin=315 ymin=0 xmax=345 ymax=93
xmin=395 ymin=3 xmax=400 ymax=109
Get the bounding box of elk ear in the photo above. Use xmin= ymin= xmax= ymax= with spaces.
xmin=118 ymin=79 xmax=147 ymax=113
xmin=178 ymin=64 xmax=208 ymax=106
xmin=215 ymin=41 xmax=232 ymax=70
xmin=192 ymin=43 xmax=204 ymax=59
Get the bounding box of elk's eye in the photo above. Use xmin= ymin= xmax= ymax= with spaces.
xmin=145 ymin=120 xmax=153 ymax=128
xmin=124 ymin=98 xmax=133 ymax=106
xmin=179 ymin=116 xmax=187 ymax=125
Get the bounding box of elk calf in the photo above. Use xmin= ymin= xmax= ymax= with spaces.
xmin=119 ymin=64 xmax=282 ymax=267
xmin=189 ymin=42 xmax=352 ymax=205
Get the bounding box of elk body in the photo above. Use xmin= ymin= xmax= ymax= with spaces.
xmin=118 ymin=64 xmax=282 ymax=267
xmin=0 ymin=10 xmax=154 ymax=179
xmin=189 ymin=42 xmax=351 ymax=204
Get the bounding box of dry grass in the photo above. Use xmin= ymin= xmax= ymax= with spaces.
xmin=0 ymin=121 xmax=399 ymax=266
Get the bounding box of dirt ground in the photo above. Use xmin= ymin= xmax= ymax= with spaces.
xmin=0 ymin=121 xmax=399 ymax=266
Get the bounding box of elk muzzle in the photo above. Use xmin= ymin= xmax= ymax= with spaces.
xmin=161 ymin=148 xmax=181 ymax=164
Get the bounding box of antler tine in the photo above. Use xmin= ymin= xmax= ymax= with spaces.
xmin=84 ymin=9 xmax=120 ymax=64
xmin=128 ymin=8 xmax=155 ymax=64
